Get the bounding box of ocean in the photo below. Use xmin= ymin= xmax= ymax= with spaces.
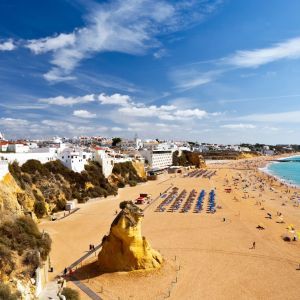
xmin=266 ymin=155 xmax=300 ymax=187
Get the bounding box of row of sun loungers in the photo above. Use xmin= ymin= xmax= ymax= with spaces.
xmin=194 ymin=190 xmax=205 ymax=213
xmin=168 ymin=190 xmax=187 ymax=212
xmin=181 ymin=189 xmax=197 ymax=213
xmin=207 ymin=190 xmax=216 ymax=213
xmin=185 ymin=170 xmax=217 ymax=179
xmin=203 ymin=170 xmax=217 ymax=179
xmin=156 ymin=188 xmax=217 ymax=213
xmin=156 ymin=187 xmax=179 ymax=212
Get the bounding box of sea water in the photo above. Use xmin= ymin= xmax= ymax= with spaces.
xmin=267 ymin=155 xmax=300 ymax=187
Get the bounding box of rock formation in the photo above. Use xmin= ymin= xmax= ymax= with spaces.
xmin=98 ymin=201 xmax=162 ymax=272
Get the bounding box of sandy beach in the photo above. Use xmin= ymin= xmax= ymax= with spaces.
xmin=39 ymin=156 xmax=300 ymax=300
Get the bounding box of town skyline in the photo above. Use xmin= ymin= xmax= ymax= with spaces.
xmin=1 ymin=0 xmax=300 ymax=143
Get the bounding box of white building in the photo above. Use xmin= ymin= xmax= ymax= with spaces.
xmin=28 ymin=142 xmax=39 ymax=149
xmin=121 ymin=138 xmax=143 ymax=150
xmin=0 ymin=148 xmax=57 ymax=165
xmin=92 ymin=146 xmax=136 ymax=178
xmin=7 ymin=143 xmax=30 ymax=153
xmin=0 ymin=141 xmax=8 ymax=152
xmin=93 ymin=147 xmax=114 ymax=178
xmin=139 ymin=149 xmax=173 ymax=169
xmin=58 ymin=148 xmax=91 ymax=173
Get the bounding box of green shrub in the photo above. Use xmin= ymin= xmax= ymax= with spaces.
xmin=0 ymin=216 xmax=51 ymax=260
xmin=117 ymin=181 xmax=125 ymax=188
xmin=61 ymin=287 xmax=80 ymax=300
xmin=21 ymin=173 xmax=32 ymax=185
xmin=56 ymin=198 xmax=67 ymax=211
xmin=34 ymin=200 xmax=47 ymax=218
xmin=9 ymin=161 xmax=25 ymax=189
xmin=23 ymin=250 xmax=40 ymax=275
xmin=0 ymin=244 xmax=15 ymax=276
xmin=21 ymin=160 xmax=50 ymax=176
xmin=0 ymin=283 xmax=21 ymax=300
xmin=128 ymin=180 xmax=137 ymax=187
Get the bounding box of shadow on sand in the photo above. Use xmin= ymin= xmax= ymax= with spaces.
xmin=67 ymin=260 xmax=117 ymax=281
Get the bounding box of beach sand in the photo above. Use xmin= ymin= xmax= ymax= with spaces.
xmin=39 ymin=156 xmax=300 ymax=300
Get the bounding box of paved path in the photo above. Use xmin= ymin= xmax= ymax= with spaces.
xmin=66 ymin=243 xmax=102 ymax=273
xmin=39 ymin=244 xmax=103 ymax=300
xmin=70 ymin=276 xmax=102 ymax=300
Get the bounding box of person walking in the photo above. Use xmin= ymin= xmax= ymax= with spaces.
xmin=252 ymin=241 xmax=256 ymax=249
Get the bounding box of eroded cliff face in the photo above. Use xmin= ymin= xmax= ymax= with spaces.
xmin=98 ymin=201 xmax=162 ymax=272
xmin=131 ymin=160 xmax=147 ymax=179
xmin=0 ymin=173 xmax=34 ymax=216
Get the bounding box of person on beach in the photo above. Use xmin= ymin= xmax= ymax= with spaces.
xmin=250 ymin=242 xmax=256 ymax=249
xmin=63 ymin=267 xmax=68 ymax=276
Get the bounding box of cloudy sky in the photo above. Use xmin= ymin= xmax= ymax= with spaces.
xmin=0 ymin=0 xmax=300 ymax=144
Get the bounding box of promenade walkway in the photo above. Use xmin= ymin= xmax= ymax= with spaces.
xmin=39 ymin=244 xmax=103 ymax=300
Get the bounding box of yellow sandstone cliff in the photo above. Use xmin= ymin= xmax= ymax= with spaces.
xmin=98 ymin=201 xmax=162 ymax=272
xmin=131 ymin=160 xmax=147 ymax=179
xmin=0 ymin=173 xmax=26 ymax=215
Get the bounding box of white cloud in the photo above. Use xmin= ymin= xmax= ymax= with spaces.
xmin=43 ymin=68 xmax=76 ymax=82
xmin=0 ymin=39 xmax=16 ymax=51
xmin=153 ymin=48 xmax=167 ymax=59
xmin=221 ymin=123 xmax=256 ymax=129
xmin=40 ymin=94 xmax=95 ymax=106
xmin=171 ymin=69 xmax=221 ymax=90
xmin=170 ymin=36 xmax=300 ymax=90
xmin=224 ymin=36 xmax=300 ymax=68
xmin=239 ymin=110 xmax=300 ymax=123
xmin=26 ymin=33 xmax=76 ymax=54
xmin=0 ymin=117 xmax=29 ymax=126
xmin=174 ymin=109 xmax=207 ymax=118
xmin=97 ymin=92 xmax=215 ymax=121
xmin=119 ymin=102 xmax=208 ymax=121
xmin=98 ymin=93 xmax=131 ymax=106
xmin=111 ymin=127 xmax=123 ymax=132
xmin=73 ymin=110 xmax=96 ymax=118
xmin=42 ymin=120 xmax=75 ymax=130
xmin=24 ymin=0 xmax=222 ymax=81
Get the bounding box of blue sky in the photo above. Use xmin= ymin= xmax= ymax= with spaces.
xmin=0 ymin=0 xmax=300 ymax=144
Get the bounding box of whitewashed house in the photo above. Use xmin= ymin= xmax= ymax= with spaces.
xmin=0 ymin=141 xmax=8 ymax=152
xmin=92 ymin=147 xmax=114 ymax=178
xmin=7 ymin=143 xmax=30 ymax=153
xmin=57 ymin=148 xmax=91 ymax=173
xmin=0 ymin=147 xmax=57 ymax=165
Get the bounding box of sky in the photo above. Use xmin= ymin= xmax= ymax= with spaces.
xmin=0 ymin=0 xmax=300 ymax=144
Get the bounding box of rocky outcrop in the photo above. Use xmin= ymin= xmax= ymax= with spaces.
xmin=131 ymin=160 xmax=147 ymax=179
xmin=201 ymin=151 xmax=260 ymax=160
xmin=0 ymin=173 xmax=33 ymax=216
xmin=173 ymin=150 xmax=206 ymax=168
xmin=98 ymin=201 xmax=162 ymax=272
xmin=185 ymin=152 xmax=206 ymax=168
